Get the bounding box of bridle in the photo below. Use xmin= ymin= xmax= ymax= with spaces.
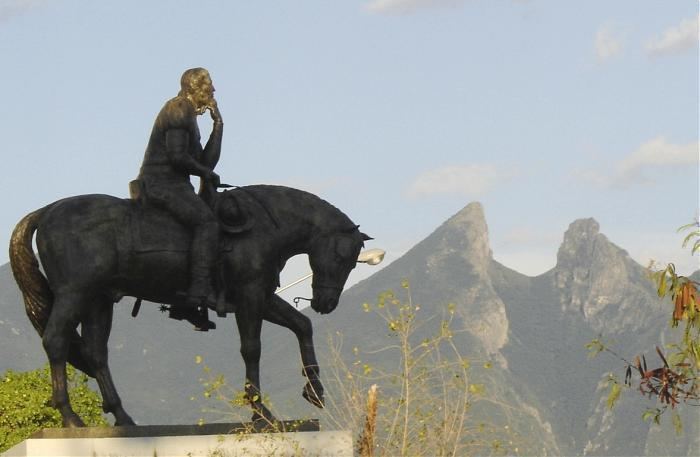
xmin=293 ymin=282 xmax=343 ymax=308
xmin=312 ymin=281 xmax=345 ymax=292
xmin=296 ymin=229 xmax=362 ymax=308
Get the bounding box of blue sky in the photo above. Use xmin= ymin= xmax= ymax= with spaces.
xmin=0 ymin=1 xmax=697 ymax=300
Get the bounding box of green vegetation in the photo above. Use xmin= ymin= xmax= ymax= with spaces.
xmin=0 ymin=364 xmax=106 ymax=452
xmin=323 ymin=282 xmax=527 ymax=456
xmin=196 ymin=281 xmax=533 ymax=456
xmin=587 ymin=221 xmax=699 ymax=433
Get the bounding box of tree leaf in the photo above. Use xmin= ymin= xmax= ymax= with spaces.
xmin=658 ymin=272 xmax=667 ymax=297
xmin=672 ymin=411 xmax=683 ymax=436
xmin=607 ymin=382 xmax=622 ymax=410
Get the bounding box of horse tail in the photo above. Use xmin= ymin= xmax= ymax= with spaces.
xmin=10 ymin=209 xmax=52 ymax=335
xmin=9 ymin=207 xmax=95 ymax=377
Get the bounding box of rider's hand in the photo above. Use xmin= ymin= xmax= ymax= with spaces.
xmin=207 ymin=170 xmax=221 ymax=188
xmin=208 ymin=100 xmax=223 ymax=124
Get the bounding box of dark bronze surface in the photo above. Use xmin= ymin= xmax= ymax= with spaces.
xmin=9 ymin=69 xmax=371 ymax=429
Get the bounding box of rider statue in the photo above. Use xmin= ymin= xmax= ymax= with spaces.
xmin=134 ymin=67 xmax=223 ymax=330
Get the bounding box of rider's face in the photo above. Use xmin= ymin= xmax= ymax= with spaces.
xmin=190 ymin=75 xmax=216 ymax=114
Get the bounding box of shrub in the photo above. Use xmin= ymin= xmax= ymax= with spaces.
xmin=0 ymin=364 xmax=107 ymax=452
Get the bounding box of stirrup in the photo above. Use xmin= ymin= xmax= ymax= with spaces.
xmin=187 ymin=307 xmax=216 ymax=332
xmin=169 ymin=297 xmax=217 ymax=332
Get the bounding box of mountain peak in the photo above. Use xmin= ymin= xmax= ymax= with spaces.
xmin=446 ymin=201 xmax=486 ymax=226
xmin=556 ymin=218 xmax=600 ymax=267
xmin=565 ymin=217 xmax=600 ymax=239
xmin=552 ymin=217 xmax=662 ymax=332
xmin=438 ymin=201 xmax=491 ymax=265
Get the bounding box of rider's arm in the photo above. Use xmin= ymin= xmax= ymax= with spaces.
xmin=200 ymin=101 xmax=223 ymax=170
xmin=165 ymin=129 xmax=211 ymax=178
xmin=200 ymin=121 xmax=223 ymax=170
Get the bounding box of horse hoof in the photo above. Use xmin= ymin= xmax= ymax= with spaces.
xmin=251 ymin=412 xmax=278 ymax=431
xmin=302 ymin=384 xmax=325 ymax=409
xmin=62 ymin=415 xmax=86 ymax=428
xmin=115 ymin=415 xmax=136 ymax=426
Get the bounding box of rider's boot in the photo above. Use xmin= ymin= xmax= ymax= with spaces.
xmin=184 ymin=221 xmax=219 ymax=331
xmin=184 ymin=282 xmax=216 ymax=331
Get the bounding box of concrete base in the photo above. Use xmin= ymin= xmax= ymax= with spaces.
xmin=3 ymin=422 xmax=352 ymax=457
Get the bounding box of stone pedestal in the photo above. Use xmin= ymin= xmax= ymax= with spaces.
xmin=3 ymin=421 xmax=352 ymax=457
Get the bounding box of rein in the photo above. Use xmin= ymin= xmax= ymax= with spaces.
xmin=292 ymin=282 xmax=343 ymax=308
xmin=293 ymin=296 xmax=311 ymax=307
xmin=231 ymin=186 xmax=280 ymax=229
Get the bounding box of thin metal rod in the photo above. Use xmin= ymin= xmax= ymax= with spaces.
xmin=275 ymin=272 xmax=313 ymax=294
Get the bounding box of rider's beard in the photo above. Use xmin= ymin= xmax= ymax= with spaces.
xmin=191 ymin=90 xmax=216 ymax=115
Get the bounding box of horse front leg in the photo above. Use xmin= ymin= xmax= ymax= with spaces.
xmin=264 ymin=295 xmax=324 ymax=408
xmin=42 ymin=293 xmax=85 ymax=427
xmin=235 ymin=311 xmax=276 ymax=426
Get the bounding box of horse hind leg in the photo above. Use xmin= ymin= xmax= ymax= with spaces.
xmin=80 ymin=299 xmax=135 ymax=426
xmin=42 ymin=292 xmax=86 ymax=427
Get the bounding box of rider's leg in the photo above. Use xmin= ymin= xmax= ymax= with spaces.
xmin=147 ymin=185 xmax=219 ymax=304
xmin=144 ymin=184 xmax=219 ymax=329
xmin=188 ymin=218 xmax=218 ymax=303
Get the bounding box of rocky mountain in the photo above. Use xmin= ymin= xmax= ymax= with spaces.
xmin=263 ymin=202 xmax=699 ymax=456
xmin=1 ymin=202 xmax=698 ymax=455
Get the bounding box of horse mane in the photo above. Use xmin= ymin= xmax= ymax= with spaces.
xmin=230 ymin=185 xmax=356 ymax=233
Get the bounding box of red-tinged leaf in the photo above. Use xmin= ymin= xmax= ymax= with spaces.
xmin=635 ymin=356 xmax=644 ymax=376
xmin=656 ymin=347 xmax=669 ymax=368
xmin=688 ymin=283 xmax=699 ymax=311
xmin=682 ymin=282 xmax=691 ymax=307
xmin=625 ymin=366 xmax=632 ymax=386
xmin=674 ymin=294 xmax=684 ymax=321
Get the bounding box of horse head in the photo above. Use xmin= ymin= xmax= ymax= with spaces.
xmin=308 ymin=225 xmax=372 ymax=314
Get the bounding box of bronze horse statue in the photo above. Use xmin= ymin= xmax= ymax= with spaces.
xmin=9 ymin=185 xmax=370 ymax=427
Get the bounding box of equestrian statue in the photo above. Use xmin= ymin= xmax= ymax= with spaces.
xmin=9 ymin=68 xmax=372 ymax=427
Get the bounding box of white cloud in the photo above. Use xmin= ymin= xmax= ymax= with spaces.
xmin=646 ymin=15 xmax=699 ymax=57
xmin=619 ymin=136 xmax=697 ymax=179
xmin=595 ymin=25 xmax=624 ymax=62
xmin=407 ymin=164 xmax=515 ymax=198
xmin=365 ymin=0 xmax=467 ymax=15
xmin=576 ymin=136 xmax=699 ymax=189
xmin=0 ymin=0 xmax=47 ymax=23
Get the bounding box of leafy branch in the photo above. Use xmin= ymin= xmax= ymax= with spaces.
xmin=587 ymin=221 xmax=700 ymax=433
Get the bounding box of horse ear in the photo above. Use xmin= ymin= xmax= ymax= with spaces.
xmin=361 ymin=232 xmax=373 ymax=241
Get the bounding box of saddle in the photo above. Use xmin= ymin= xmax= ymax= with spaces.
xmin=128 ymin=179 xmax=254 ymax=247
xmin=126 ymin=179 xmax=254 ymax=328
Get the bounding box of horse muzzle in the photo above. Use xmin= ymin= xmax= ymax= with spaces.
xmin=310 ymin=295 xmax=339 ymax=315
